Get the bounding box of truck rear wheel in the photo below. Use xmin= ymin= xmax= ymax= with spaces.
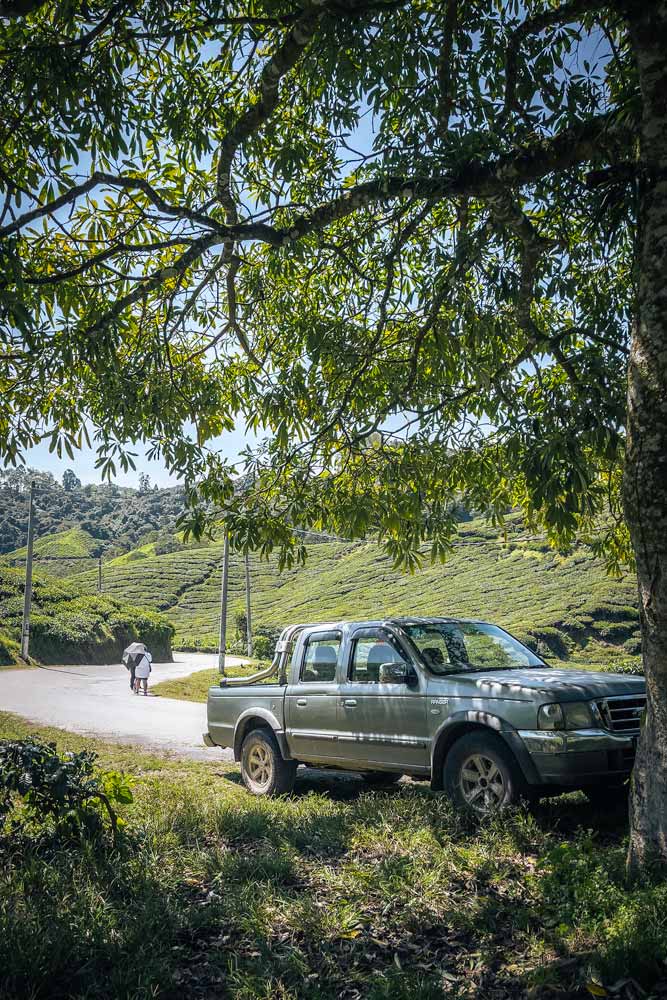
xmin=444 ymin=731 xmax=523 ymax=816
xmin=240 ymin=728 xmax=297 ymax=797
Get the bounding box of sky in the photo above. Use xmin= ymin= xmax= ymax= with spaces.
xmin=23 ymin=422 xmax=257 ymax=489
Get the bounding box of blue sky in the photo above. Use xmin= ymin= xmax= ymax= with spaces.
xmin=23 ymin=423 xmax=257 ymax=489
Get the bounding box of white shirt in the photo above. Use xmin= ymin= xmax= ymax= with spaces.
xmin=134 ymin=652 xmax=152 ymax=679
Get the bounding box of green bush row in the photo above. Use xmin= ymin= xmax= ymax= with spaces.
xmin=0 ymin=567 xmax=174 ymax=664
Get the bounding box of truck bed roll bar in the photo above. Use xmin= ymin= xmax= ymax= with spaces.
xmin=218 ymin=623 xmax=308 ymax=687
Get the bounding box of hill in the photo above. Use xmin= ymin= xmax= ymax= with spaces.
xmin=3 ymin=526 xmax=103 ymax=577
xmin=0 ymin=467 xmax=183 ymax=557
xmin=0 ymin=565 xmax=174 ymax=666
xmin=70 ymin=515 xmax=641 ymax=669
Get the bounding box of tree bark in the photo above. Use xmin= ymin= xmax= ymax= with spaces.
xmin=624 ymin=0 xmax=667 ymax=874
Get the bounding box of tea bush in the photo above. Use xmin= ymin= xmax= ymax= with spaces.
xmin=0 ymin=565 xmax=174 ymax=664
xmin=33 ymin=512 xmax=643 ymax=669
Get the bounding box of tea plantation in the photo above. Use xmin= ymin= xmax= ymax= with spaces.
xmin=0 ymin=564 xmax=174 ymax=666
xmin=64 ymin=515 xmax=640 ymax=668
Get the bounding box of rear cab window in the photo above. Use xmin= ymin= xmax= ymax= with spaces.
xmin=300 ymin=631 xmax=342 ymax=683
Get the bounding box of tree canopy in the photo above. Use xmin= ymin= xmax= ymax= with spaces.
xmin=0 ymin=0 xmax=639 ymax=567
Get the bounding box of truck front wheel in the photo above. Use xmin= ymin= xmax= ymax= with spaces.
xmin=240 ymin=728 xmax=297 ymax=796
xmin=444 ymin=732 xmax=523 ymax=816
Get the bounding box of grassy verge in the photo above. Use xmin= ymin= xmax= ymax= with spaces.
xmin=153 ymin=662 xmax=272 ymax=702
xmin=2 ymin=712 xmax=667 ymax=999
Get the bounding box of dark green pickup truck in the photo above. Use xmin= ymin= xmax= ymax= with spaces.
xmin=204 ymin=617 xmax=645 ymax=815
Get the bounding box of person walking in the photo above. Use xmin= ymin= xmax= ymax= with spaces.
xmin=122 ymin=642 xmax=146 ymax=692
xmin=133 ymin=647 xmax=153 ymax=696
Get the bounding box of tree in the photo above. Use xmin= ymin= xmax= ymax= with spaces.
xmin=137 ymin=473 xmax=151 ymax=495
xmin=62 ymin=469 xmax=81 ymax=491
xmin=0 ymin=0 xmax=665 ymax=867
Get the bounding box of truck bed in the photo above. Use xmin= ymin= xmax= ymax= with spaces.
xmin=207 ymin=683 xmax=286 ymax=750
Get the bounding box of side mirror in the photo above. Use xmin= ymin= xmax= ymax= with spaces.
xmin=379 ymin=662 xmax=411 ymax=684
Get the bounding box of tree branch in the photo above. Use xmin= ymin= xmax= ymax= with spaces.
xmin=437 ymin=0 xmax=458 ymax=136
xmin=18 ymin=237 xmax=193 ymax=285
xmin=215 ymin=5 xmax=323 ymax=216
xmin=280 ymin=114 xmax=632 ymax=242
xmin=486 ymin=188 xmax=558 ymax=338
xmin=82 ymin=233 xmax=222 ymax=337
xmin=0 ymin=172 xmax=223 ymax=239
xmin=504 ymin=0 xmax=613 ymax=117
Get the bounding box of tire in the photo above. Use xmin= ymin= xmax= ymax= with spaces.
xmin=240 ymin=728 xmax=297 ymax=797
xmin=361 ymin=771 xmax=402 ymax=787
xmin=444 ymin=731 xmax=524 ymax=816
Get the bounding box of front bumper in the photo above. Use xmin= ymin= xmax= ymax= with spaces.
xmin=518 ymin=728 xmax=636 ymax=786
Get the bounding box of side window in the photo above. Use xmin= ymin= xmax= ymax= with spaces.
xmin=300 ymin=634 xmax=341 ymax=683
xmin=349 ymin=632 xmax=407 ymax=684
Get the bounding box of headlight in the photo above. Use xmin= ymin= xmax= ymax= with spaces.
xmin=538 ymin=701 xmax=594 ymax=731
xmin=538 ymin=703 xmax=565 ymax=730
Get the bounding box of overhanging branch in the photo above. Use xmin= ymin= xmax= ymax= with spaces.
xmin=279 ymin=113 xmax=632 ymax=242
xmin=504 ymin=0 xmax=613 ymax=116
xmin=0 ymin=172 xmax=223 ymax=240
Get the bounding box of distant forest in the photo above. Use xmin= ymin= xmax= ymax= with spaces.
xmin=0 ymin=467 xmax=184 ymax=556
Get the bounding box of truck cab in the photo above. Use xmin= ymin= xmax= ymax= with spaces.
xmin=206 ymin=618 xmax=645 ymax=814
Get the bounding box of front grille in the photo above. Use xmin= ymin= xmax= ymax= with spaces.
xmin=596 ymin=695 xmax=646 ymax=735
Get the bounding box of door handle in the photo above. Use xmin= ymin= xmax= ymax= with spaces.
xmin=343 ymin=699 xmax=357 ymax=707
xmin=296 ymin=698 xmax=308 ymax=707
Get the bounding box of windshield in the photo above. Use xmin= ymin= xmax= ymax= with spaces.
xmin=404 ymin=622 xmax=544 ymax=674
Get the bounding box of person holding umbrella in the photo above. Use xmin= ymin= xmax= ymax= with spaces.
xmin=122 ymin=642 xmax=151 ymax=693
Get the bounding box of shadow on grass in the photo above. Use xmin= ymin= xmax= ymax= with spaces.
xmin=4 ymin=765 xmax=663 ymax=1000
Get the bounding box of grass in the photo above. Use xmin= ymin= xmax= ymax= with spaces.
xmin=65 ymin=513 xmax=642 ymax=669
xmin=2 ymin=710 xmax=666 ymax=1000
xmin=152 ymin=663 xmax=271 ymax=702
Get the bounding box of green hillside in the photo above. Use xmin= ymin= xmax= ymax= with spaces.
xmin=0 ymin=467 xmax=184 ymax=556
xmin=3 ymin=527 xmax=102 ymax=578
xmin=0 ymin=565 xmax=174 ymax=666
xmin=71 ymin=515 xmax=641 ymax=669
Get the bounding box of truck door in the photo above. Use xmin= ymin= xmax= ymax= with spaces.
xmin=335 ymin=628 xmax=429 ymax=771
xmin=285 ymin=630 xmax=342 ymax=763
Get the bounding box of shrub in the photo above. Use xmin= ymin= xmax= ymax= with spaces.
xmin=519 ymin=626 xmax=570 ymax=659
xmin=597 ymin=620 xmax=637 ymax=641
xmin=252 ymin=626 xmax=282 ymax=660
xmin=0 ymin=738 xmax=132 ymax=846
xmin=0 ymin=632 xmax=19 ymax=666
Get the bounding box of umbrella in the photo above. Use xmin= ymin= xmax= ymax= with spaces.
xmin=122 ymin=641 xmax=146 ymax=664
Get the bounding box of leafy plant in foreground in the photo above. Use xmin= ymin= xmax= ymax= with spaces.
xmin=0 ymin=738 xmax=133 ymax=847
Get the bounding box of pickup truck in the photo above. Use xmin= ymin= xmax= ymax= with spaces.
xmin=204 ymin=617 xmax=645 ymax=815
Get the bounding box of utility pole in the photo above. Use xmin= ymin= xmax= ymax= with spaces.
xmin=218 ymin=530 xmax=230 ymax=675
xmin=98 ymin=556 xmax=103 ymax=593
xmin=244 ymin=552 xmax=253 ymax=658
xmin=20 ymin=480 xmax=36 ymax=660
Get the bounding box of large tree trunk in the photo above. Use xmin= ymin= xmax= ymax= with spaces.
xmin=624 ymin=0 xmax=667 ymax=874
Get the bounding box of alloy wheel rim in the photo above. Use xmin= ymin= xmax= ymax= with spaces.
xmin=459 ymin=753 xmax=505 ymax=814
xmin=247 ymin=743 xmax=273 ymax=788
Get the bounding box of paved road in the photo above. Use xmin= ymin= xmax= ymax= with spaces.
xmin=0 ymin=652 xmax=244 ymax=760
